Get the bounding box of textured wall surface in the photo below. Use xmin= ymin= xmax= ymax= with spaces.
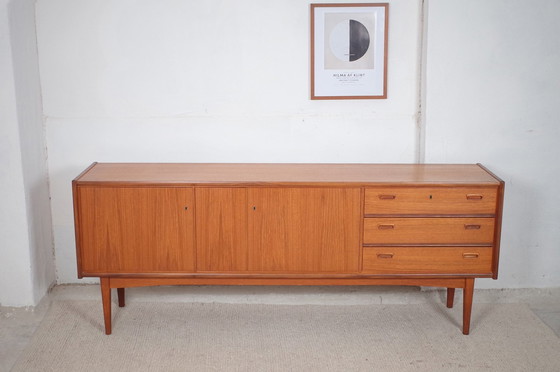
xmin=424 ymin=0 xmax=560 ymax=288
xmin=0 ymin=0 xmax=55 ymax=306
xmin=18 ymin=0 xmax=560 ymax=291
xmin=36 ymin=0 xmax=421 ymax=283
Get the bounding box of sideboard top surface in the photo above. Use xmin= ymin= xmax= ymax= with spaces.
xmin=73 ymin=163 xmax=502 ymax=186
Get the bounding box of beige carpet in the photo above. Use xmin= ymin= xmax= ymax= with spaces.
xmin=12 ymin=300 xmax=560 ymax=371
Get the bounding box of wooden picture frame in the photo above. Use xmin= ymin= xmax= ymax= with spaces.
xmin=310 ymin=3 xmax=388 ymax=100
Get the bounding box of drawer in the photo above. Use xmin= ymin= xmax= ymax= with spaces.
xmin=364 ymin=187 xmax=498 ymax=215
xmin=362 ymin=247 xmax=493 ymax=274
xmin=363 ymin=217 xmax=495 ymax=244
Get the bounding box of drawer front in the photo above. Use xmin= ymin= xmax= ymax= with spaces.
xmin=364 ymin=187 xmax=498 ymax=215
xmin=362 ymin=247 xmax=493 ymax=274
xmin=363 ymin=217 xmax=495 ymax=244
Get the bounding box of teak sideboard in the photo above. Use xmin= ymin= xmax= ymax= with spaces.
xmin=72 ymin=163 xmax=504 ymax=335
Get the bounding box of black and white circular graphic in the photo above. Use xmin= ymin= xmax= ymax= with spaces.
xmin=329 ymin=19 xmax=370 ymax=62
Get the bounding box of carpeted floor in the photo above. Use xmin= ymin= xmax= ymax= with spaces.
xmin=12 ymin=300 xmax=560 ymax=371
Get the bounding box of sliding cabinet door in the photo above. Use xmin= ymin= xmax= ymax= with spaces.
xmin=77 ymin=187 xmax=195 ymax=274
xmin=248 ymin=188 xmax=361 ymax=273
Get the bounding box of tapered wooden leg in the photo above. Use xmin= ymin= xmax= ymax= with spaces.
xmin=463 ymin=278 xmax=475 ymax=335
xmin=117 ymin=288 xmax=125 ymax=307
xmin=100 ymin=278 xmax=112 ymax=335
xmin=446 ymin=288 xmax=455 ymax=308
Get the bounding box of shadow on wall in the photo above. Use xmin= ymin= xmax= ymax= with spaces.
xmin=498 ymin=173 xmax=538 ymax=287
xmin=8 ymin=0 xmax=56 ymax=303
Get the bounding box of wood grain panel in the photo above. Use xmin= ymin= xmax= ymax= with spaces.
xmin=363 ymin=217 xmax=495 ymax=244
xmin=74 ymin=163 xmax=501 ymax=186
xmin=247 ymin=188 xmax=361 ymax=272
xmin=362 ymin=247 xmax=493 ymax=274
xmin=364 ymin=186 xmax=498 ymax=215
xmin=108 ymin=277 xmax=469 ymax=288
xmin=78 ymin=187 xmax=195 ymax=273
xmin=195 ymin=188 xmax=248 ymax=271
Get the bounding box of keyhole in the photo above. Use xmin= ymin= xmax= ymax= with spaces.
xmin=429 ymin=195 xmax=433 ymax=200
xmin=252 ymin=206 xmax=256 ymax=211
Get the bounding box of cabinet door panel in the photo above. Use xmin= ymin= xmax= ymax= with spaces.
xmin=196 ymin=188 xmax=248 ymax=271
xmin=78 ymin=187 xmax=194 ymax=273
xmin=248 ymin=188 xmax=361 ymax=272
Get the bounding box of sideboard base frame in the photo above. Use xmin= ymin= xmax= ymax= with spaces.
xmin=99 ymin=277 xmax=475 ymax=336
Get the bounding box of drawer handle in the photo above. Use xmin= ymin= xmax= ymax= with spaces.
xmin=463 ymin=253 xmax=479 ymax=259
xmin=377 ymin=253 xmax=394 ymax=259
xmin=378 ymin=224 xmax=395 ymax=230
xmin=378 ymin=194 xmax=396 ymax=200
xmin=466 ymin=194 xmax=483 ymax=200
xmin=464 ymin=224 xmax=481 ymax=230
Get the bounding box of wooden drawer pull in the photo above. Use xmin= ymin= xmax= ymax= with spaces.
xmin=464 ymin=224 xmax=481 ymax=230
xmin=378 ymin=224 xmax=395 ymax=230
xmin=463 ymin=253 xmax=479 ymax=259
xmin=377 ymin=253 xmax=394 ymax=259
xmin=466 ymin=194 xmax=483 ymax=200
xmin=378 ymin=194 xmax=396 ymax=200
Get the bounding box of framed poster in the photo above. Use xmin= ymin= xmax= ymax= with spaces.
xmin=310 ymin=3 xmax=388 ymax=100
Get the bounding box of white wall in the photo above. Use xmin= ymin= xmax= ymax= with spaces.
xmin=0 ymin=0 xmax=34 ymax=306
xmin=29 ymin=0 xmax=560 ymax=289
xmin=0 ymin=0 xmax=55 ymax=306
xmin=36 ymin=0 xmax=422 ymax=283
xmin=424 ymin=0 xmax=560 ymax=288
